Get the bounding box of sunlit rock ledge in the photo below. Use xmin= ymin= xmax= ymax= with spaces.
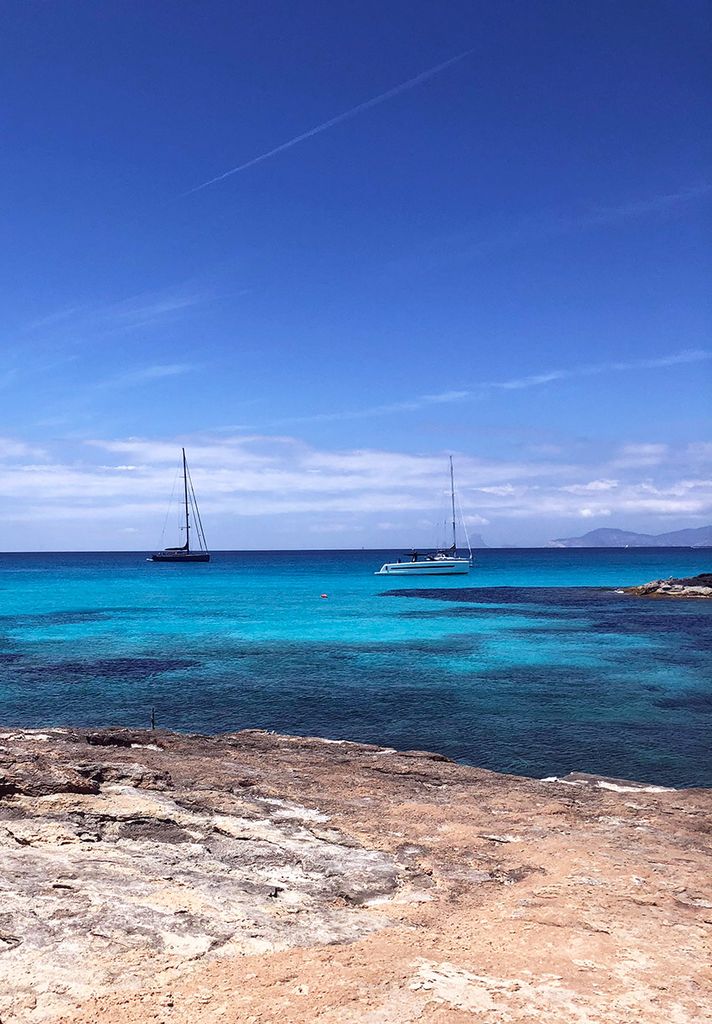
xmin=1 ymin=727 xmax=710 ymax=1024
xmin=621 ymin=572 xmax=712 ymax=597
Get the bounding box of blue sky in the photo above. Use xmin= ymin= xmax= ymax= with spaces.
xmin=1 ymin=0 xmax=710 ymax=549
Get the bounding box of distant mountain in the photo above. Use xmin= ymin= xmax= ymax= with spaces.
xmin=550 ymin=525 xmax=712 ymax=548
xmin=469 ymin=534 xmax=489 ymax=549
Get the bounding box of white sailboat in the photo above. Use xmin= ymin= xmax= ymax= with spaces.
xmin=375 ymin=457 xmax=473 ymax=576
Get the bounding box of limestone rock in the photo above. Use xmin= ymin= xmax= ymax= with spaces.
xmin=0 ymin=727 xmax=709 ymax=1024
xmin=622 ymin=572 xmax=712 ymax=598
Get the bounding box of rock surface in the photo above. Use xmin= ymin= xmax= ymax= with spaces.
xmin=0 ymin=727 xmax=710 ymax=1023
xmin=622 ymin=572 xmax=712 ymax=597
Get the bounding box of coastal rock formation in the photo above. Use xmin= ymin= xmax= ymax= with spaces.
xmin=623 ymin=572 xmax=712 ymax=597
xmin=0 ymin=728 xmax=711 ymax=1023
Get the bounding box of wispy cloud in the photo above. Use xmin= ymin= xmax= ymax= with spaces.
xmin=69 ymin=290 xmax=205 ymax=337
xmin=249 ymin=349 xmax=711 ymax=428
xmin=579 ymin=507 xmax=611 ymax=518
xmin=563 ymin=479 xmax=619 ymax=494
xmin=103 ymin=363 xmax=199 ymax=388
xmin=24 ymin=306 xmax=88 ymax=332
xmin=4 ymin=286 xmax=208 ymax=403
xmin=262 ymin=388 xmax=471 ymax=428
xmin=687 ymin=442 xmax=712 ymax=462
xmin=0 ymin=368 xmax=20 ymax=391
xmin=20 ymin=286 xmax=205 ymax=343
xmin=389 ymin=182 xmax=712 ymax=273
xmin=489 ymin=349 xmax=712 ymax=392
xmin=574 ymin=183 xmax=712 ymax=229
xmin=102 ymin=292 xmax=205 ymax=333
xmin=0 ymin=438 xmax=47 ymax=460
xmin=182 ymin=49 xmax=473 ymax=196
xmin=612 ymin=443 xmax=670 ymax=468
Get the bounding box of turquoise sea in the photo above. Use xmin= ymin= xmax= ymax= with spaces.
xmin=1 ymin=548 xmax=710 ymax=787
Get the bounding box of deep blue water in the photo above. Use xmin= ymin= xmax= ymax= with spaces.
xmin=0 ymin=548 xmax=710 ymax=787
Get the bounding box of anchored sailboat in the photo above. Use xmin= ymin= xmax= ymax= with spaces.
xmin=375 ymin=456 xmax=472 ymax=576
xmin=149 ymin=448 xmax=210 ymax=563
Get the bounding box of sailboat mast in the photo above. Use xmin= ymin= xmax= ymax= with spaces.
xmin=182 ymin=447 xmax=190 ymax=552
xmin=450 ymin=455 xmax=457 ymax=552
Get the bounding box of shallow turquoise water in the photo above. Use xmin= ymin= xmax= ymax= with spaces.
xmin=0 ymin=548 xmax=710 ymax=786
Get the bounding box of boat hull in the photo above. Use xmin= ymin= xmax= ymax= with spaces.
xmin=149 ymin=552 xmax=210 ymax=563
xmin=375 ymin=558 xmax=470 ymax=576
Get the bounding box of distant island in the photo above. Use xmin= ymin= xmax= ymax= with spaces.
xmin=550 ymin=525 xmax=712 ymax=548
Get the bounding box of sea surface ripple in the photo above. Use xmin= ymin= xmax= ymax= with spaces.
xmin=0 ymin=548 xmax=710 ymax=787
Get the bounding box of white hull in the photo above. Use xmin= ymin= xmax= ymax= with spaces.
xmin=374 ymin=458 xmax=475 ymax=577
xmin=375 ymin=558 xmax=471 ymax=576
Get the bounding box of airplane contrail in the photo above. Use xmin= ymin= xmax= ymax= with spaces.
xmin=182 ymin=49 xmax=474 ymax=196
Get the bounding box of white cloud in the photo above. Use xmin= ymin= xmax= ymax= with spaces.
xmin=563 ymin=479 xmax=619 ymax=494
xmin=0 ymin=438 xmax=47 ymax=460
xmin=678 ymin=478 xmax=712 ymax=490
xmin=307 ymin=522 xmax=363 ymax=534
xmin=493 ymin=370 xmax=567 ymax=391
xmin=616 ymin=496 xmax=707 ymax=514
xmin=687 ymin=442 xmax=712 ymax=462
xmin=476 ymin=484 xmax=518 ymax=496
xmin=613 ymin=444 xmax=670 ymax=468
xmin=1 ymin=433 xmax=711 ymax=546
xmin=579 ymin=507 xmax=611 ymax=518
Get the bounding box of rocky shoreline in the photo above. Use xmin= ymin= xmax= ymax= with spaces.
xmin=621 ymin=572 xmax=712 ymax=598
xmin=1 ymin=727 xmax=711 ymax=1023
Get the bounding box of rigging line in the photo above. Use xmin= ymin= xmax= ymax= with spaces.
xmin=192 ymin=477 xmax=208 ymax=550
xmin=159 ymin=465 xmax=181 ymax=544
xmin=192 ymin=487 xmax=207 ymax=550
xmin=186 ymin=464 xmax=208 ymax=551
xmin=455 ymin=491 xmax=473 ymax=560
xmin=186 ymin=472 xmax=203 ymax=549
xmin=449 ymin=456 xmax=457 ymax=552
xmin=187 ymin=483 xmax=201 ymax=548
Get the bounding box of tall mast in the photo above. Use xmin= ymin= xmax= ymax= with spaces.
xmin=182 ymin=447 xmax=190 ymax=552
xmin=449 ymin=455 xmax=457 ymax=552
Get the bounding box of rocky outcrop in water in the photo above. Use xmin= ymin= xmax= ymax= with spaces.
xmin=623 ymin=572 xmax=712 ymax=597
xmin=1 ymin=728 xmax=710 ymax=1023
